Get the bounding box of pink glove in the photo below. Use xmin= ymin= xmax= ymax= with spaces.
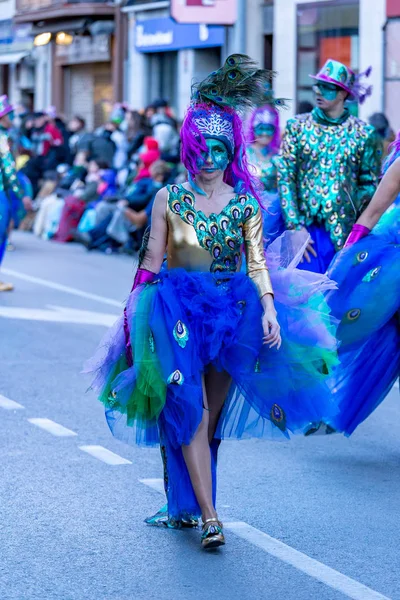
xmin=130 ymin=267 xmax=155 ymax=291
xmin=344 ymin=224 xmax=371 ymax=248
xmin=124 ymin=268 xmax=155 ymax=367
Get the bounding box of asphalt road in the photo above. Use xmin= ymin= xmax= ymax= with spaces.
xmin=0 ymin=233 xmax=399 ymax=600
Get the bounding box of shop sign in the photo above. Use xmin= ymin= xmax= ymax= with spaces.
xmin=387 ymin=0 xmax=400 ymax=18
xmin=171 ymin=0 xmax=237 ymax=25
xmin=56 ymin=34 xmax=111 ymax=64
xmin=135 ymin=17 xmax=224 ymax=53
xmin=0 ymin=20 xmax=32 ymax=50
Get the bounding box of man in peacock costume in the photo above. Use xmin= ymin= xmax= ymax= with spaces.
xmin=277 ymin=59 xmax=382 ymax=274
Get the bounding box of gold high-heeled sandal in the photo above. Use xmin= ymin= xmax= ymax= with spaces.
xmin=201 ymin=517 xmax=225 ymax=549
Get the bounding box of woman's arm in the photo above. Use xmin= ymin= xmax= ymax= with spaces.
xmin=357 ymin=158 xmax=400 ymax=229
xmin=137 ymin=187 xmax=168 ymax=275
xmin=243 ymin=205 xmax=281 ymax=349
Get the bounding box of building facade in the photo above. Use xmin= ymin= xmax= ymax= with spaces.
xmin=14 ymin=0 xmax=125 ymax=128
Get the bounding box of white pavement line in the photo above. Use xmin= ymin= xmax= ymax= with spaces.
xmin=2 ymin=268 xmax=122 ymax=308
xmin=138 ymin=481 xmax=390 ymax=599
xmin=79 ymin=445 xmax=132 ymax=465
xmin=0 ymin=394 xmax=24 ymax=410
xmin=225 ymin=522 xmax=391 ymax=600
xmin=28 ymin=418 xmax=78 ymax=437
xmin=139 ymin=478 xmax=165 ymax=494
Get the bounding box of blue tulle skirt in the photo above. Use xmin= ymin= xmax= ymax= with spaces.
xmin=325 ymin=198 xmax=400 ymax=435
xmin=87 ymin=231 xmax=339 ymax=518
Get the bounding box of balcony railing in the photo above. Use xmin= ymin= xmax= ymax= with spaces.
xmin=17 ymin=0 xmax=110 ymax=11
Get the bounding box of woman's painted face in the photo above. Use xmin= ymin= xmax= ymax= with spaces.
xmin=198 ymin=138 xmax=230 ymax=173
xmin=254 ymin=123 xmax=275 ymax=146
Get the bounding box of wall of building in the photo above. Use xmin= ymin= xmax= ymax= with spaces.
xmin=358 ymin=0 xmax=386 ymax=120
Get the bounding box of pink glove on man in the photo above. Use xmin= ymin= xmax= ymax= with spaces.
xmin=344 ymin=224 xmax=371 ymax=248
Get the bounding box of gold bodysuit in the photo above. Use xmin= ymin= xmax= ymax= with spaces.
xmin=165 ymin=184 xmax=273 ymax=298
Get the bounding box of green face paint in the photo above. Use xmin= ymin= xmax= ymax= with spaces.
xmin=254 ymin=124 xmax=275 ymax=138
xmin=313 ymin=82 xmax=340 ymax=101
xmin=199 ymin=138 xmax=230 ymax=172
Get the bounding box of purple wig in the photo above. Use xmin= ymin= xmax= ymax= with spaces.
xmin=180 ymin=102 xmax=262 ymax=203
xmin=383 ymin=129 xmax=400 ymax=175
xmin=246 ymin=105 xmax=281 ymax=154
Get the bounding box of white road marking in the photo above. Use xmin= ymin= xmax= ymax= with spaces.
xmin=0 ymin=305 xmax=117 ymax=327
xmin=140 ymin=478 xmax=165 ymax=494
xmin=2 ymin=268 xmax=122 ymax=308
xmin=225 ymin=522 xmax=391 ymax=600
xmin=28 ymin=418 xmax=78 ymax=437
xmin=139 ymin=479 xmax=390 ymax=600
xmin=0 ymin=394 xmax=24 ymax=410
xmin=79 ymin=445 xmax=132 ymax=465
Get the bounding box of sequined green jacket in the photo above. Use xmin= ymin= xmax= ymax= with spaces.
xmin=0 ymin=127 xmax=24 ymax=200
xmin=277 ymin=108 xmax=382 ymax=251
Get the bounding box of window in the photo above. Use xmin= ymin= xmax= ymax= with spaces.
xmin=296 ymin=1 xmax=359 ymax=111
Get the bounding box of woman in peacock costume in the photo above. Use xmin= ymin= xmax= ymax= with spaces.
xmin=320 ymin=131 xmax=400 ymax=435
xmin=86 ymin=55 xmax=339 ymax=550
xmin=246 ymin=85 xmax=286 ymax=245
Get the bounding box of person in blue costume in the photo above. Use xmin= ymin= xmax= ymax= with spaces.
xmin=0 ymin=95 xmax=31 ymax=292
xmin=86 ymin=55 xmax=339 ymax=550
xmin=278 ymin=59 xmax=382 ymax=274
xmin=246 ymin=85 xmax=287 ymax=246
xmin=310 ymin=132 xmax=400 ymax=436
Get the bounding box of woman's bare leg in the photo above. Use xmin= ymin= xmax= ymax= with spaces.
xmin=205 ymin=367 xmax=232 ymax=443
xmin=181 ymin=376 xmax=216 ymax=521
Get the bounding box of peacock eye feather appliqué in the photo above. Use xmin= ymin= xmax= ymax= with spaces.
xmin=362 ymin=266 xmax=381 ymax=282
xmin=343 ymin=308 xmax=361 ymax=323
xmin=354 ymin=250 xmax=368 ymax=264
xmin=168 ymin=370 xmax=185 ymax=386
xmin=173 ymin=320 xmax=189 ymax=349
xmin=270 ymin=403 xmax=286 ymax=432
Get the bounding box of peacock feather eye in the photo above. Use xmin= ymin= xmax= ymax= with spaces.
xmin=173 ymin=320 xmax=189 ymax=349
xmin=185 ymin=210 xmax=195 ymax=224
xmin=362 ymin=266 xmax=381 ymax=282
xmin=270 ymin=403 xmax=287 ymax=432
xmin=228 ymin=70 xmax=238 ymax=80
xmin=210 ymin=87 xmax=218 ymax=96
xmin=184 ymin=194 xmax=194 ymax=206
xmin=198 ymin=221 xmax=207 ymax=232
xmin=172 ymin=202 xmax=181 ymax=213
xmin=212 ymin=244 xmax=222 ymax=259
xmin=343 ymin=308 xmax=361 ymax=322
xmin=227 ymin=56 xmax=236 ymax=66
xmin=354 ymin=250 xmax=368 ymax=264
xmin=167 ymin=370 xmax=184 ymax=385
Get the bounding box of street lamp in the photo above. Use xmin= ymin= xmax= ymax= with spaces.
xmin=55 ymin=32 xmax=74 ymax=46
xmin=33 ymin=32 xmax=51 ymax=47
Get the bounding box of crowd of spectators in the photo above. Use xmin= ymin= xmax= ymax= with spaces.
xmin=10 ymin=100 xmax=183 ymax=255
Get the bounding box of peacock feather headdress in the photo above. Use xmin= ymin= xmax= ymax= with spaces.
xmin=191 ymin=54 xmax=274 ymax=113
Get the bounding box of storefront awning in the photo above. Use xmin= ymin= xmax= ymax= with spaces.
xmin=0 ymin=51 xmax=28 ymax=65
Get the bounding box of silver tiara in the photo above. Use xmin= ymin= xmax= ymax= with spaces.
xmin=194 ymin=111 xmax=235 ymax=151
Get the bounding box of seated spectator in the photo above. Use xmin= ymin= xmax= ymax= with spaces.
xmin=74 ymin=160 xmax=169 ymax=253
xmin=77 ymin=124 xmax=116 ymax=168
xmin=67 ymin=116 xmax=86 ymax=164
xmin=151 ymin=99 xmax=180 ymax=163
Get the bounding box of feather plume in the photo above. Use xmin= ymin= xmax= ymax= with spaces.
xmin=191 ymin=54 xmax=274 ymax=112
xmin=138 ymin=227 xmax=150 ymax=266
